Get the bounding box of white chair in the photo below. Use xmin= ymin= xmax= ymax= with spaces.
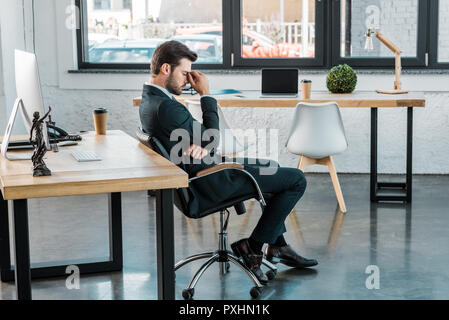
xmin=184 ymin=100 xmax=247 ymax=156
xmin=285 ymin=102 xmax=348 ymax=213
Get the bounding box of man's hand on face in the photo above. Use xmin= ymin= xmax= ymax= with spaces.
xmin=187 ymin=71 xmax=210 ymax=96
xmin=183 ymin=144 xmax=208 ymax=160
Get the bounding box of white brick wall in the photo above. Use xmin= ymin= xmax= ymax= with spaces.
xmin=40 ymin=84 xmax=449 ymax=175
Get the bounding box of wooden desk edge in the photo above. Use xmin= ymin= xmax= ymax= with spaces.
xmin=133 ymin=95 xmax=426 ymax=108
xmin=1 ymin=131 xmax=189 ymax=200
xmin=1 ymin=174 xmax=188 ymax=200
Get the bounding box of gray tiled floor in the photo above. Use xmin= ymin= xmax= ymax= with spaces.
xmin=1 ymin=173 xmax=449 ymax=300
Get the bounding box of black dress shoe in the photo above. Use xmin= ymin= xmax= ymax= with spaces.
xmin=265 ymin=245 xmax=318 ymax=268
xmin=231 ymin=238 xmax=268 ymax=284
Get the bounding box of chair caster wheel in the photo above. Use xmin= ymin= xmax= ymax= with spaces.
xmin=182 ymin=288 xmax=194 ymax=300
xmin=250 ymin=286 xmax=262 ymax=299
xmin=266 ymin=269 xmax=277 ymax=280
xmin=226 ymin=262 xmax=231 ymax=272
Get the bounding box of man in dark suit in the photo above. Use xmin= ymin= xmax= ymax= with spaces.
xmin=140 ymin=41 xmax=317 ymax=284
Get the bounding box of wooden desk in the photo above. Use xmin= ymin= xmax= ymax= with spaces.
xmin=134 ymin=90 xmax=426 ymax=202
xmin=132 ymin=90 xmax=426 ymax=108
xmin=0 ymin=130 xmax=188 ymax=300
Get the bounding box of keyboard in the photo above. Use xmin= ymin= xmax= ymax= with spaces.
xmin=7 ymin=144 xmax=34 ymax=151
xmin=7 ymin=135 xmax=82 ymax=147
xmin=5 ymin=153 xmax=33 ymax=161
xmin=71 ymin=151 xmax=102 ymax=162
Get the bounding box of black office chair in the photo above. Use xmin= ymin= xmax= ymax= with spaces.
xmin=136 ymin=127 xmax=277 ymax=299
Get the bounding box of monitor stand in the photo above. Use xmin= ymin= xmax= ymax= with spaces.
xmin=1 ymin=98 xmax=32 ymax=160
xmin=1 ymin=98 xmax=38 ymax=160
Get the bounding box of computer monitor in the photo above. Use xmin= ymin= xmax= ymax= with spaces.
xmin=15 ymin=49 xmax=48 ymax=134
xmin=0 ymin=50 xmax=50 ymax=160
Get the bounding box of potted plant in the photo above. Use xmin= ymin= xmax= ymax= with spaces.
xmin=326 ymin=64 xmax=357 ymax=94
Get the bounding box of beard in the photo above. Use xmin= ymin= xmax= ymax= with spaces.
xmin=166 ymin=74 xmax=182 ymax=96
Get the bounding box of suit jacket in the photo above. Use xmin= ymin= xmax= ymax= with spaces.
xmin=139 ymin=84 xmax=246 ymax=217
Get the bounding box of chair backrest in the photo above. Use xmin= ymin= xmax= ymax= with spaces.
xmin=184 ymin=100 xmax=246 ymax=155
xmin=136 ymin=127 xmax=190 ymax=214
xmin=184 ymin=99 xmax=203 ymax=123
xmin=136 ymin=127 xmax=249 ymax=218
xmin=285 ymin=102 xmax=348 ymax=158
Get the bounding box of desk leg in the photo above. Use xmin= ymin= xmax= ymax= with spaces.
xmin=406 ymin=107 xmax=413 ymax=203
xmin=108 ymin=192 xmax=123 ymax=269
xmin=370 ymin=107 xmax=414 ymax=202
xmin=155 ymin=189 xmax=175 ymax=300
xmin=0 ymin=193 xmax=11 ymax=281
xmin=11 ymin=199 xmax=32 ymax=300
xmin=370 ymin=108 xmax=378 ymax=202
xmin=1 ymin=193 xmax=122 ymax=282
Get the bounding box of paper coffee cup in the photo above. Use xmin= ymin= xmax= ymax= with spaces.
xmin=93 ymin=108 xmax=108 ymax=135
xmin=301 ymin=80 xmax=312 ymax=99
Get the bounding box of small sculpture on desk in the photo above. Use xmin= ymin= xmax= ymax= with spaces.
xmin=30 ymin=107 xmax=52 ymax=176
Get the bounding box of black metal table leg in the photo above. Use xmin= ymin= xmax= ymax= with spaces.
xmin=0 ymin=193 xmax=11 ymax=282
xmin=370 ymin=107 xmax=414 ymax=202
xmin=11 ymin=199 xmax=32 ymax=300
xmin=147 ymin=190 xmax=156 ymax=197
xmin=155 ymin=189 xmax=175 ymax=300
xmin=108 ymin=192 xmax=123 ymax=269
xmin=406 ymin=107 xmax=413 ymax=202
xmin=1 ymin=193 xmax=123 ymax=283
xmin=370 ymin=108 xmax=378 ymax=202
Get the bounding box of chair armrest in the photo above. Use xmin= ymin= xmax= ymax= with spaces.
xmin=189 ymin=163 xmax=266 ymax=207
xmin=195 ymin=162 xmax=244 ymax=177
xmin=136 ymin=127 xmax=151 ymax=148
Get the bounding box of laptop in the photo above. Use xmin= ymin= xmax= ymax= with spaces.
xmin=260 ymin=68 xmax=299 ymax=98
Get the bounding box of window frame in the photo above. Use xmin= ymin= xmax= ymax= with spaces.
xmin=330 ymin=0 xmax=428 ymax=68
xmin=74 ymin=0 xmax=447 ymax=71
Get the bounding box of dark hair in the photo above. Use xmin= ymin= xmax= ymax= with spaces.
xmin=150 ymin=40 xmax=198 ymax=75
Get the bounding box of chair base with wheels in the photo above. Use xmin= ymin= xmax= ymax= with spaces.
xmin=298 ymin=155 xmax=347 ymax=213
xmin=176 ymin=207 xmax=277 ymax=300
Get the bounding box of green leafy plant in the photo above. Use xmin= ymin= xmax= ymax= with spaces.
xmin=326 ymin=64 xmax=357 ymax=93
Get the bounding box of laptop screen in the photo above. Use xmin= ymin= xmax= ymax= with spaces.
xmin=261 ymin=69 xmax=299 ymax=94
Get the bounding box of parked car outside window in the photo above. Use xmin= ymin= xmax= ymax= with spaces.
xmin=88 ymin=39 xmax=164 ymax=63
xmin=170 ymin=34 xmax=223 ymax=63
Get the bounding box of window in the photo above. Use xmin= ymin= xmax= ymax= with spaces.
xmin=123 ymin=0 xmax=132 ymax=10
xmin=340 ymin=0 xmax=419 ymax=58
xmin=76 ymin=0 xmax=447 ymax=70
xmin=240 ymin=0 xmax=315 ymax=58
xmin=437 ymin=0 xmax=449 ymax=63
xmin=94 ymin=0 xmax=111 ymax=10
xmin=78 ymin=0 xmax=225 ymax=68
xmin=428 ymin=0 xmax=448 ymax=68
xmin=231 ymin=0 xmax=324 ymax=67
xmin=331 ymin=0 xmax=427 ymax=67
